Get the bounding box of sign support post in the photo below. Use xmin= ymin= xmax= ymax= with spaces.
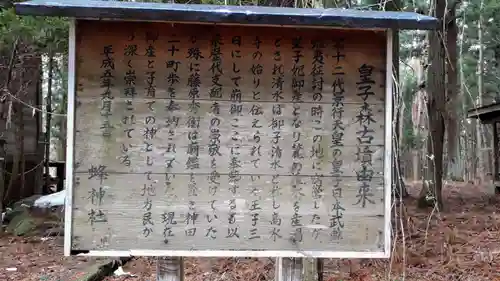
xmin=157 ymin=257 xmax=184 ymax=281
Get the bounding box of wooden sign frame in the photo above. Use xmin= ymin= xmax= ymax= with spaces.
xmin=62 ymin=19 xmax=393 ymax=259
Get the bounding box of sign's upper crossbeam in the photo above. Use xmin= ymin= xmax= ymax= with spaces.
xmin=15 ymin=0 xmax=437 ymax=30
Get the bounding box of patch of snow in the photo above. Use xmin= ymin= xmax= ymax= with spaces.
xmin=114 ymin=266 xmax=137 ymax=277
xmin=33 ymin=190 xmax=66 ymax=208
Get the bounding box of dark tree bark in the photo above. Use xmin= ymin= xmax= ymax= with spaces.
xmin=383 ymin=0 xmax=408 ymax=199
xmin=445 ymin=5 xmax=460 ymax=180
xmin=418 ymin=0 xmax=446 ymax=209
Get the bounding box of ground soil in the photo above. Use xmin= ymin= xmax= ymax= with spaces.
xmin=2 ymin=182 xmax=500 ymax=281
xmin=0 ymin=235 xmax=106 ymax=281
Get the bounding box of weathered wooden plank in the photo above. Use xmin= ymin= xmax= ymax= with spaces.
xmin=75 ymin=22 xmax=386 ymax=103
xmin=74 ymin=98 xmax=384 ymax=176
xmin=72 ymin=173 xmax=384 ymax=251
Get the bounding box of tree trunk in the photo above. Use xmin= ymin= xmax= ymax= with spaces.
xmin=458 ymin=10 xmax=470 ymax=181
xmin=475 ymin=0 xmax=493 ymax=182
xmin=4 ymin=102 xmax=20 ymax=205
xmin=0 ymin=140 xmax=5 ymax=213
xmin=2 ymin=39 xmax=19 ymax=205
xmin=470 ymin=119 xmax=477 ymax=181
xmin=418 ymin=0 xmax=446 ymax=209
xmin=19 ymin=94 xmax=25 ymax=197
xmin=45 ymin=51 xmax=54 ymax=186
xmin=446 ymin=4 xmax=461 ymax=180
xmin=476 ymin=0 xmax=485 ymax=183
xmin=381 ymin=0 xmax=407 ymax=198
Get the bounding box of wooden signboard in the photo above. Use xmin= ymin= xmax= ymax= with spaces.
xmin=68 ymin=19 xmax=392 ymax=258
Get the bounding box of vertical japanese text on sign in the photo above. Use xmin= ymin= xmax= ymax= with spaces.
xmin=73 ymin=21 xmax=387 ymax=255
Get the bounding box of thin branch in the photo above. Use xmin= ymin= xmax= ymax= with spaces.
xmin=4 ymin=89 xmax=66 ymax=117
xmin=0 ymin=37 xmax=19 ymax=100
xmin=2 ymin=38 xmax=20 ymax=129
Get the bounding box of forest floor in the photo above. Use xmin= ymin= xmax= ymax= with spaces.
xmin=2 ymin=181 xmax=500 ymax=281
xmin=102 ymin=181 xmax=500 ymax=281
xmin=0 ymin=234 xmax=107 ymax=281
